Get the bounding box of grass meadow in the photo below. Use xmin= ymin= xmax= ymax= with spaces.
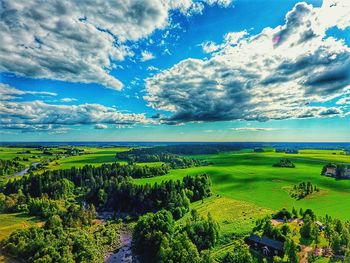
xmin=134 ymin=150 xmax=350 ymax=225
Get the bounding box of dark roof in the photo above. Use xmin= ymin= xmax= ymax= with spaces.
xmin=246 ymin=234 xmax=284 ymax=251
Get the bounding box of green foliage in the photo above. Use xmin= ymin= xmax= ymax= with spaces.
xmin=182 ymin=211 xmax=220 ymax=251
xmin=2 ymin=216 xmax=121 ymax=263
xmin=272 ymin=208 xmax=292 ymax=220
xmin=221 ymin=239 xmax=252 ymax=263
xmin=273 ymin=159 xmax=295 ymax=168
xmin=253 ymin=216 xmax=286 ymax=242
xmin=133 ymin=209 xmax=219 ymax=263
xmin=284 ymin=239 xmax=299 ymax=263
xmin=0 ymin=158 xmax=25 ymax=176
xmin=116 ymin=147 xmax=204 ymax=169
xmin=133 ymin=210 xmax=175 ymax=261
xmin=158 ymin=232 xmax=201 ymax=263
xmin=2 ymin=163 xmax=211 ymax=217
xmin=289 ymin=182 xmax=320 ymax=200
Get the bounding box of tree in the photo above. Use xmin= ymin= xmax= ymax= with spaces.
xmin=284 ymin=239 xmax=299 ymax=263
xmin=300 ymin=215 xmax=313 ymax=240
xmin=292 ymin=207 xmax=298 ymax=219
xmin=183 ymin=211 xmax=219 ymax=251
xmin=158 ymin=232 xmax=201 ymax=263
xmin=312 ymin=225 xmax=320 ymax=247
xmin=222 ymin=240 xmax=252 ymax=263
xmin=133 ymin=210 xmax=175 ymax=260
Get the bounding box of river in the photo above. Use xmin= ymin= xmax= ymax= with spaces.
xmin=104 ymin=229 xmax=134 ymax=263
xmin=14 ymin=162 xmax=40 ymax=176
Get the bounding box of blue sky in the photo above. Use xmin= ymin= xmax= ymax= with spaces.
xmin=0 ymin=0 xmax=349 ymax=142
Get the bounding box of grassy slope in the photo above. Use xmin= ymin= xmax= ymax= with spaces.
xmin=0 ymin=213 xmax=42 ymax=263
xmin=180 ymin=196 xmax=271 ymax=235
xmin=135 ymin=150 xmax=350 ymax=221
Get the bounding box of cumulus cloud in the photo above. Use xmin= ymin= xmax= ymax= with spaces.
xmin=0 ymin=86 xmax=150 ymax=132
xmin=204 ymin=0 xmax=233 ymax=8
xmin=94 ymin=123 xmax=108 ymax=129
xmin=0 ymin=0 xmax=223 ymax=90
xmin=145 ymin=0 xmax=350 ymax=124
xmin=0 ymin=83 xmax=57 ymax=100
xmin=141 ymin=51 xmax=156 ymax=62
xmin=336 ymin=97 xmax=350 ymax=105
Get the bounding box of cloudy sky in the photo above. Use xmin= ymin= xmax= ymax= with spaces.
xmin=0 ymin=0 xmax=349 ymax=142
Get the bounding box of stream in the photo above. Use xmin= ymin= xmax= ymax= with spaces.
xmin=14 ymin=162 xmax=39 ymax=176
xmin=104 ymin=230 xmax=133 ymax=263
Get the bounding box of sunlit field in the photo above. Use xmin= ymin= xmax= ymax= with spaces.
xmin=135 ymin=150 xmax=350 ymax=220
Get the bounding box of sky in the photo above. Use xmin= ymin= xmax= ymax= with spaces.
xmin=0 ymin=0 xmax=349 ymax=142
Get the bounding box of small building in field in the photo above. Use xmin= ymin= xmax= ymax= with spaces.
xmin=325 ymin=166 xmax=337 ymax=176
xmin=245 ymin=234 xmax=284 ymax=258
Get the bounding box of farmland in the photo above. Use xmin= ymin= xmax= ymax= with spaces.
xmin=1 ymin=145 xmax=350 ymax=262
xmin=135 ymin=150 xmax=350 ymax=222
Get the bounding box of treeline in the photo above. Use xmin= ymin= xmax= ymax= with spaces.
xmin=129 ymin=144 xmax=243 ymax=155
xmin=133 ymin=209 xmax=219 ymax=263
xmin=0 ymin=158 xmax=25 ymax=176
xmin=289 ymin=182 xmax=319 ymax=200
xmin=2 ymin=163 xmax=211 ymax=218
xmin=273 ymin=158 xmax=295 ymax=168
xmin=116 ymin=150 xmax=203 ymax=169
xmin=2 ymin=215 xmax=121 ymax=263
xmin=116 ymin=144 xmax=245 ymax=168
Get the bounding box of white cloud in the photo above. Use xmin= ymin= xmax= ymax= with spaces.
xmin=336 ymin=97 xmax=350 ymax=105
xmin=141 ymin=51 xmax=156 ymax=62
xmin=204 ymin=0 xmax=233 ymax=8
xmin=147 ymin=66 xmax=160 ymax=71
xmin=94 ymin=123 xmax=108 ymax=129
xmin=223 ymin=30 xmax=248 ymax=45
xmin=1 ymin=0 xmax=222 ymax=90
xmin=201 ymin=41 xmax=221 ymax=53
xmin=145 ymin=0 xmax=350 ymax=124
xmin=201 ymin=30 xmax=248 ymax=53
xmin=60 ymin=98 xmax=77 ymax=102
xmin=0 ymin=83 xmax=57 ymax=100
xmin=0 ymin=83 xmax=150 ymax=132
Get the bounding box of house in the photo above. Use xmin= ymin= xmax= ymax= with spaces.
xmin=315 ymin=221 xmax=325 ymax=231
xmin=245 ymin=234 xmax=284 ymax=258
xmin=325 ymin=166 xmax=337 ymax=176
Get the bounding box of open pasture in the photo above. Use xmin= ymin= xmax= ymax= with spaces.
xmin=135 ymin=150 xmax=350 ymax=220
xmin=47 ymin=147 xmax=129 ymax=170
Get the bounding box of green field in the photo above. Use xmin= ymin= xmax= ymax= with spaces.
xmin=0 ymin=213 xmax=42 ymax=263
xmin=47 ymin=147 xmax=129 ymax=170
xmin=135 ymin=150 xmax=350 ymax=224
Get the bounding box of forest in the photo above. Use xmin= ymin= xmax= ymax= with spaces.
xmin=0 ymin=161 xmax=213 ymax=262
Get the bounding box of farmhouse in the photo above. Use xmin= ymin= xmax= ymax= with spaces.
xmin=325 ymin=166 xmax=337 ymax=176
xmin=245 ymin=234 xmax=284 ymax=258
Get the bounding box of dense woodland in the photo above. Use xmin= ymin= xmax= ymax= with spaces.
xmin=115 ymin=144 xmax=246 ymax=168
xmin=0 ymin=161 xmax=213 ymax=262
xmin=133 ymin=209 xmax=219 ymax=263
xmin=0 ymin=158 xmax=25 ymax=176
